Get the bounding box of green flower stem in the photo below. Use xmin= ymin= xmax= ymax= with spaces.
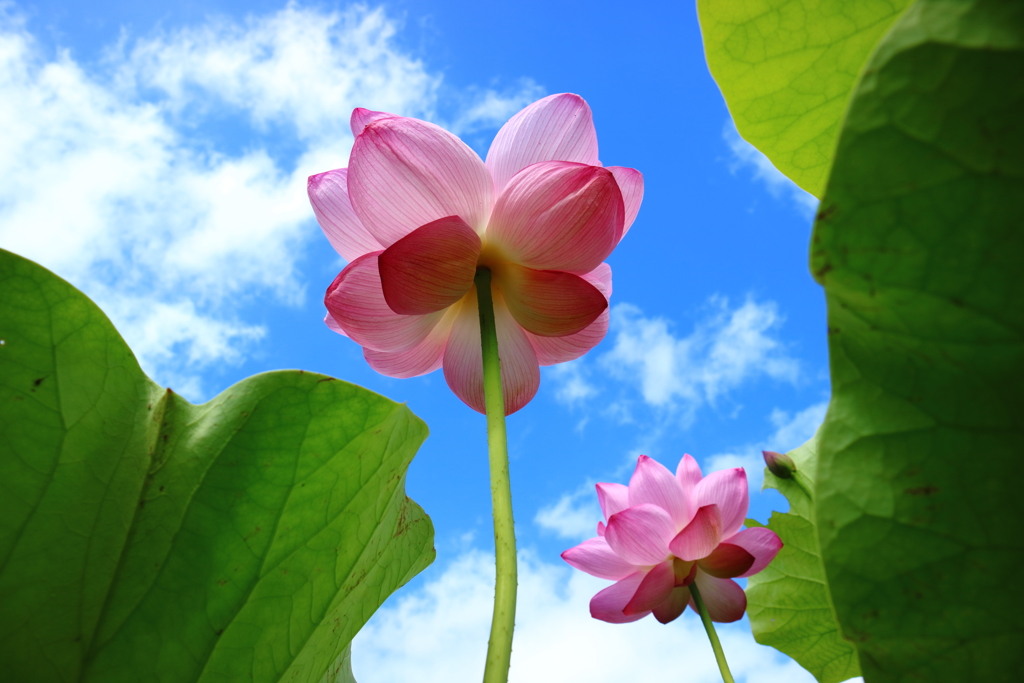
xmin=690 ymin=582 xmax=735 ymax=683
xmin=475 ymin=268 xmax=518 ymax=683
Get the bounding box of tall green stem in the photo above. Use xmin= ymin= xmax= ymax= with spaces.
xmin=690 ymin=582 xmax=735 ymax=683
xmin=475 ymin=268 xmax=517 ymax=683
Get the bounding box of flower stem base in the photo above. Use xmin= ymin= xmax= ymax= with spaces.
xmin=690 ymin=581 xmax=735 ymax=683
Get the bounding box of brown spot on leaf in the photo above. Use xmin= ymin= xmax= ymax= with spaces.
xmin=33 ymin=377 xmax=44 ymax=387
xmin=816 ymin=204 xmax=838 ymax=222
xmin=904 ymin=485 xmax=939 ymax=496
xmin=317 ymin=377 xmax=335 ymax=383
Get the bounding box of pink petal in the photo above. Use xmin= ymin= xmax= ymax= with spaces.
xmin=486 ymin=161 xmax=624 ymax=274
xmin=494 ymin=263 xmax=607 ymax=337
xmin=351 ymin=107 xmax=395 ymax=136
xmin=308 ymin=169 xmax=384 ymax=262
xmin=324 ymin=311 xmax=348 ymax=337
xmin=561 ymin=536 xmax=638 ymax=581
xmin=676 ymin=453 xmax=703 ymax=522
xmin=606 ymin=166 xmax=643 ymax=238
xmin=691 ymin=571 xmax=747 ymax=623
xmin=597 ymin=521 xmax=606 ymax=537
xmin=623 ymin=560 xmax=675 ymax=616
xmin=652 ymin=586 xmax=692 ymax=624
xmin=378 ymin=216 xmax=482 ymax=315
xmin=604 ymin=504 xmax=675 ymax=566
xmin=527 ymin=309 xmax=608 ymax=366
xmin=726 ymin=527 xmax=784 ymax=578
xmin=362 ymin=308 xmax=457 ymax=378
xmin=582 ymin=262 xmax=612 ymax=298
xmin=627 ymin=455 xmax=689 ymax=528
xmin=596 ymin=482 xmax=630 ymax=520
xmin=697 ymin=543 xmax=755 ymax=579
xmin=590 ymin=571 xmax=649 ymax=624
xmin=348 ymin=116 xmax=494 ymax=247
xmin=485 ymin=93 xmax=600 ymax=193
xmin=324 ymin=253 xmax=445 ymax=352
xmin=694 ymin=468 xmax=750 ymax=538
xmin=441 ymin=293 xmax=539 ymax=415
xmin=668 ymin=504 xmax=723 ymax=562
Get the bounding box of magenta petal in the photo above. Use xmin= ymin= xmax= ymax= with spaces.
xmin=324 ymin=253 xmax=445 ymax=353
xmin=527 ymin=309 xmax=608 ymax=366
xmin=561 ymin=537 xmax=638 ymax=580
xmin=698 ymin=543 xmax=755 ymax=579
xmin=597 ymin=521 xmax=606 ymax=537
xmin=378 ymin=216 xmax=482 ymax=315
xmin=308 ymin=169 xmax=384 ymax=262
xmin=653 ymin=586 xmax=692 ymax=624
xmin=692 ymin=571 xmax=747 ymax=623
xmin=668 ymin=504 xmax=723 ymax=561
xmin=582 ymin=262 xmax=612 ymax=298
xmin=589 ymin=571 xmax=649 ymax=624
xmin=495 ymin=263 xmax=607 ymax=337
xmin=324 ymin=311 xmax=348 ymax=337
xmin=596 ymin=482 xmax=630 ymax=520
xmin=351 ymin=107 xmax=395 ymax=136
xmin=694 ymin=467 xmax=750 ymax=538
xmin=606 ymin=166 xmax=643 ymax=238
xmin=442 ymin=294 xmax=539 ymax=415
xmin=604 ymin=504 xmax=675 ymax=566
xmin=348 ymin=116 xmax=494 ymax=247
xmin=623 ymin=560 xmax=675 ymax=616
xmin=487 ymin=161 xmax=624 ymax=274
xmin=726 ymin=527 xmax=784 ymax=578
xmin=486 ymin=93 xmax=600 ymax=193
xmin=628 ymin=455 xmax=689 ymax=528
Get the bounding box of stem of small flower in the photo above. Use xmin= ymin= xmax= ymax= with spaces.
xmin=689 ymin=582 xmax=735 ymax=683
xmin=476 ymin=268 xmax=518 ymax=683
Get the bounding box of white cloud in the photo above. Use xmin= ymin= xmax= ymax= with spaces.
xmin=706 ymin=401 xmax=828 ymax=492
xmin=0 ymin=5 xmax=542 ymax=399
xmin=354 ymin=549 xmax=817 ymax=683
xmin=546 ymin=359 xmax=598 ymax=405
xmin=534 ymin=484 xmax=601 ymax=540
xmin=596 ymin=298 xmax=800 ymax=424
xmin=723 ymin=121 xmax=819 ymax=219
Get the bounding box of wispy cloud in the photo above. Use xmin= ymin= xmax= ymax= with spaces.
xmin=723 ymin=121 xmax=818 ymax=219
xmin=590 ymin=298 xmax=800 ymax=426
xmin=354 ymin=549 xmax=815 ymax=683
xmin=534 ymin=483 xmax=601 ymax=540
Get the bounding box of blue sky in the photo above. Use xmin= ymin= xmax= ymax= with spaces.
xmin=0 ymin=1 xmax=840 ymax=680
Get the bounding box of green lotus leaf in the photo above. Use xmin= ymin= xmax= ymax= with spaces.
xmin=746 ymin=432 xmax=861 ymax=683
xmin=0 ymin=248 xmax=434 ymax=682
xmin=699 ymin=0 xmax=912 ymax=197
xmin=811 ymin=0 xmax=1024 ymax=679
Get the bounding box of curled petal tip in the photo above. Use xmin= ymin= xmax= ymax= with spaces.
xmin=763 ymin=450 xmax=796 ymax=479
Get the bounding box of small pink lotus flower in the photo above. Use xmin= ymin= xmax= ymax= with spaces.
xmin=308 ymin=94 xmax=642 ymax=414
xmin=562 ymin=455 xmax=782 ymax=624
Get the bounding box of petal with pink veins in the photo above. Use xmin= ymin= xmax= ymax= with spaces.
xmin=325 ymin=253 xmax=445 ymax=352
xmin=725 ymin=527 xmax=784 ymax=577
xmin=308 ymin=169 xmax=384 ymax=262
xmin=378 ymin=216 xmax=482 ymax=315
xmin=604 ymin=504 xmax=675 ymax=566
xmin=561 ymin=537 xmax=638 ymax=581
xmin=624 ymin=560 xmax=675 ymax=616
xmin=442 ymin=293 xmax=539 ymax=415
xmin=351 ymin=107 xmax=395 ymax=136
xmin=606 ymin=166 xmax=643 ymax=238
xmin=596 ymin=482 xmax=630 ymax=520
xmin=590 ymin=571 xmax=649 ymax=624
xmin=324 ymin=311 xmax=348 ymax=337
xmin=485 ymin=93 xmax=600 ymax=193
xmin=582 ymin=262 xmax=612 ymax=298
xmin=494 ymin=263 xmax=607 ymax=337
xmin=669 ymin=504 xmax=723 ymax=561
xmin=487 ymin=161 xmax=624 ymax=274
xmin=653 ymin=586 xmax=692 ymax=624
xmin=628 ymin=455 xmax=689 ymax=527
xmin=348 ymin=116 xmax=494 ymax=247
xmin=694 ymin=468 xmax=750 ymax=539
xmin=362 ymin=307 xmax=458 ymax=378
xmin=691 ymin=571 xmax=747 ymax=623
xmin=698 ymin=543 xmax=755 ymax=579
xmin=676 ymin=453 xmax=703 ymax=523
xmin=527 ymin=309 xmax=608 ymax=366
xmin=597 ymin=521 xmax=606 ymax=537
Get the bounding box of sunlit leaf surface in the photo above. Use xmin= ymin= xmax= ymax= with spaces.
xmin=0 ymin=248 xmax=434 ymax=682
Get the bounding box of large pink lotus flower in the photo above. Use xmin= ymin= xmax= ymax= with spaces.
xmin=562 ymin=455 xmax=782 ymax=624
xmin=308 ymin=94 xmax=642 ymax=414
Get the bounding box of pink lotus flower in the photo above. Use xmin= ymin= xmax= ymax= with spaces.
xmin=308 ymin=94 xmax=642 ymax=414
xmin=562 ymin=455 xmax=782 ymax=624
